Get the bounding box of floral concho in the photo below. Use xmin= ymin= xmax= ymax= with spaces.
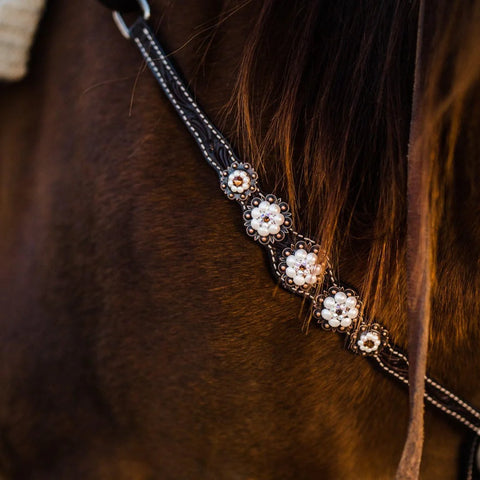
xmin=349 ymin=323 xmax=389 ymax=356
xmin=243 ymin=195 xmax=292 ymax=245
xmin=313 ymin=286 xmax=361 ymax=332
xmin=278 ymin=241 xmax=325 ymax=290
xmin=220 ymin=162 xmax=258 ymax=201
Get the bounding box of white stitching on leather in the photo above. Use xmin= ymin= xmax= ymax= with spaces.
xmin=142 ymin=27 xmax=237 ymax=166
xmin=374 ymin=353 xmax=480 ymax=435
xmin=134 ymin=35 xmax=223 ymax=174
xmin=387 ymin=345 xmax=480 ymax=421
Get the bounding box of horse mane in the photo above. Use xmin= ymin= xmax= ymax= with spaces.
xmin=225 ymin=0 xmax=480 ymax=476
xmin=229 ymin=0 xmax=413 ymax=323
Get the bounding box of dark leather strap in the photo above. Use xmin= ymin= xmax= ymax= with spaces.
xmin=129 ymin=19 xmax=242 ymax=177
xmin=463 ymin=435 xmax=480 ymax=480
xmin=126 ymin=16 xmax=480 ymax=439
xmin=96 ymin=0 xmax=140 ymax=13
xmin=376 ymin=346 xmax=480 ymax=434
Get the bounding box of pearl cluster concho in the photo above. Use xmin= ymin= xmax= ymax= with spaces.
xmin=313 ymin=287 xmax=360 ymax=332
xmin=244 ymin=195 xmax=292 ymax=244
xmin=350 ymin=323 xmax=389 ymax=356
xmin=279 ymin=241 xmax=324 ymax=289
xmin=219 ymin=162 xmax=389 ymax=356
xmin=220 ymin=162 xmax=258 ymax=200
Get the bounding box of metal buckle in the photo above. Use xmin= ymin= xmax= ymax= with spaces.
xmin=112 ymin=0 xmax=151 ymax=39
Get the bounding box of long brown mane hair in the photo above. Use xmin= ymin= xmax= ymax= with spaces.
xmin=226 ymin=0 xmax=480 ymax=475
xmin=229 ymin=0 xmax=480 ymax=326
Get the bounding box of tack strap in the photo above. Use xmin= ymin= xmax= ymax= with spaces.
xmin=397 ymin=0 xmax=429 ymax=477
xmin=121 ymin=15 xmax=480 ymax=440
xmin=96 ymin=0 xmax=140 ymax=13
xmin=130 ymin=20 xmax=241 ymax=175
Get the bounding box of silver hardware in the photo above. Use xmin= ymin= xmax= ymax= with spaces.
xmin=112 ymin=0 xmax=151 ymax=39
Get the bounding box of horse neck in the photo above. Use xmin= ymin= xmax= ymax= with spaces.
xmin=0 ymin=1 xmax=478 ymax=478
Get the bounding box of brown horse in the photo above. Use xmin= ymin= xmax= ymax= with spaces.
xmin=1 ymin=0 xmax=480 ymax=478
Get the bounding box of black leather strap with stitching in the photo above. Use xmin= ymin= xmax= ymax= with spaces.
xmin=125 ymin=16 xmax=480 ymax=440
xmin=130 ymin=19 xmax=244 ymax=177
xmin=96 ymin=0 xmax=139 ymax=13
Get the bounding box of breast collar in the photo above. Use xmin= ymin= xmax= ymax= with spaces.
xmin=104 ymin=1 xmax=480 ymax=461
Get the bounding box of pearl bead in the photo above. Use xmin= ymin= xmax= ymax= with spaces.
xmin=286 ymin=267 xmax=296 ymax=278
xmin=313 ymin=265 xmax=322 ymax=275
xmin=294 ymin=275 xmax=306 ymax=286
xmin=257 ymin=226 xmax=269 ymax=236
xmin=340 ymin=318 xmax=352 ymax=327
xmin=305 ymin=274 xmax=313 ymax=284
xmin=259 ymin=201 xmax=270 ymax=210
xmin=310 ymin=274 xmax=317 ymax=284
xmin=295 ymin=249 xmax=307 ymax=260
xmin=286 ymin=255 xmax=297 ymax=267
xmin=329 ymin=318 xmax=341 ymax=328
xmin=345 ymin=297 xmax=356 ymax=308
xmin=334 ymin=291 xmax=347 ymax=304
xmin=321 ymin=309 xmax=333 ymax=320
xmin=251 ymin=219 xmax=260 ymax=230
xmin=251 ymin=208 xmax=261 ymax=219
xmin=347 ymin=307 xmax=358 ymax=318
xmin=268 ymin=203 xmax=281 ymax=214
xmin=324 ymin=297 xmax=336 ymax=309
xmin=272 ymin=213 xmax=285 ymax=225
xmin=268 ymin=224 xmax=280 ymax=235
xmin=306 ymin=252 xmax=317 ymax=262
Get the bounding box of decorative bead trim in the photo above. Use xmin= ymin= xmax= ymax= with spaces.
xmin=127 ymin=17 xmax=480 ymax=437
xmin=220 ymin=162 xmax=258 ymax=200
xmin=243 ymin=194 xmax=292 ymax=245
xmin=349 ymin=323 xmax=389 ymax=356
xmin=278 ymin=241 xmax=324 ymax=291
xmin=313 ymin=286 xmax=361 ymax=333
